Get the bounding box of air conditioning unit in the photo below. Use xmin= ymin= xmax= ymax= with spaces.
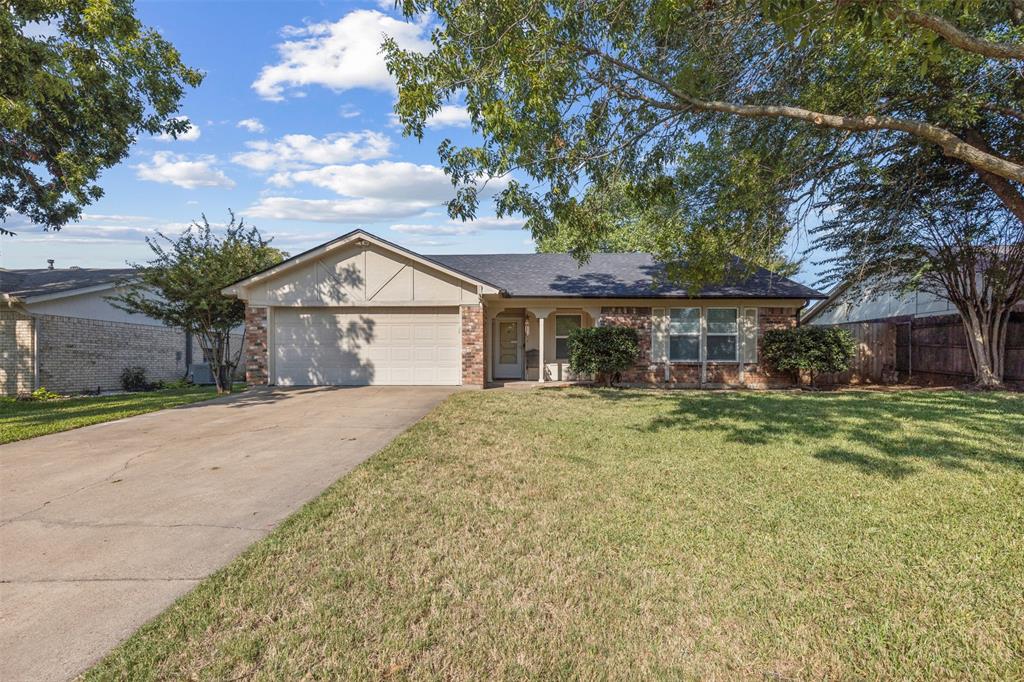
xmin=188 ymin=363 xmax=215 ymax=385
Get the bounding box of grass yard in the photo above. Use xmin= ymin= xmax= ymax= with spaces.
xmin=0 ymin=386 xmax=225 ymax=444
xmin=88 ymin=388 xmax=1024 ymax=680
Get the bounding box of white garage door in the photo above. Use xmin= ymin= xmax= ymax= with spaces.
xmin=273 ymin=307 xmax=461 ymax=386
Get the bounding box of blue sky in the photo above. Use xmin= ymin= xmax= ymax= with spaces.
xmin=2 ymin=0 xmax=819 ymax=285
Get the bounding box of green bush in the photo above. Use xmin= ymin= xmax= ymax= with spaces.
xmin=120 ymin=367 xmax=165 ymax=392
xmin=567 ymin=326 xmax=640 ymax=386
xmin=761 ymin=326 xmax=856 ymax=385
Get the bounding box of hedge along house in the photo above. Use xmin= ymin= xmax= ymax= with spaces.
xmin=224 ymin=230 xmax=825 ymax=388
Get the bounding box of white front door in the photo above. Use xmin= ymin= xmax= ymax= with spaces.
xmin=494 ymin=319 xmax=522 ymax=379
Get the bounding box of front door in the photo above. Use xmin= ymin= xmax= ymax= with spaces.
xmin=494 ymin=319 xmax=523 ymax=379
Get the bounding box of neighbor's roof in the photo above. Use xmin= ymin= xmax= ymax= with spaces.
xmin=0 ymin=268 xmax=135 ymax=301
xmin=431 ymin=253 xmax=825 ymax=299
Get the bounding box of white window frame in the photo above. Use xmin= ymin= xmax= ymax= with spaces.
xmin=705 ymin=307 xmax=739 ymax=363
xmin=668 ymin=307 xmax=701 ymax=362
xmin=554 ymin=314 xmax=581 ymax=360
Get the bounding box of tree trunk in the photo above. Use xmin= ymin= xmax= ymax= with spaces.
xmin=956 ymin=302 xmax=1010 ymax=389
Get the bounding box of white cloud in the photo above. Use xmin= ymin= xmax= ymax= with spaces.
xmin=247 ymin=197 xmax=434 ymax=223
xmin=252 ymin=10 xmax=431 ymax=100
xmin=9 ymin=214 xmax=193 ymax=245
xmin=237 ymin=118 xmax=266 ymax=133
xmin=390 ymin=104 xmax=472 ymax=130
xmin=339 ymin=104 xmax=361 ymax=119
xmin=270 ymin=161 xmax=455 ymax=202
xmin=135 ymin=152 xmax=235 ymax=189
xmin=391 ymin=216 xmax=525 ymax=236
xmin=253 ymin=161 xmax=509 ymax=224
xmin=427 ymin=105 xmax=472 ymax=129
xmin=158 ymin=117 xmax=201 ymax=142
xmin=232 ymin=131 xmax=392 ymax=172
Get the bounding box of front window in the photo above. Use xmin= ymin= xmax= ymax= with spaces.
xmin=669 ymin=308 xmax=700 ymax=361
xmin=555 ymin=314 xmax=581 ymax=359
xmin=706 ymin=308 xmax=738 ymax=361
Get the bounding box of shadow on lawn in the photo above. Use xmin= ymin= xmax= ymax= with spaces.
xmin=594 ymin=390 xmax=1024 ymax=480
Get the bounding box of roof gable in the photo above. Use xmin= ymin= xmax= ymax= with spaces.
xmin=222 ymin=230 xmax=500 ymax=297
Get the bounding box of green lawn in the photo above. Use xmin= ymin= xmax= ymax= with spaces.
xmin=88 ymin=389 xmax=1023 ymax=680
xmin=0 ymin=386 xmax=225 ymax=444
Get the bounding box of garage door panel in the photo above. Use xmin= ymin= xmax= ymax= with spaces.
xmin=273 ymin=307 xmax=461 ymax=386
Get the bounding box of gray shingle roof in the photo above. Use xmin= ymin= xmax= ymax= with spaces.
xmin=0 ymin=268 xmax=135 ymax=300
xmin=430 ymin=253 xmax=824 ymax=299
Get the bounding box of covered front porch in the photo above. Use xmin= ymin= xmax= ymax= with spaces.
xmin=484 ymin=304 xmax=602 ymax=384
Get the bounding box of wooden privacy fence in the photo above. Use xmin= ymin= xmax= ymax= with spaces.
xmin=815 ymin=312 xmax=1024 ymax=385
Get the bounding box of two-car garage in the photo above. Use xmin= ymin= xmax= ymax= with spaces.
xmin=272 ymin=307 xmax=462 ymax=386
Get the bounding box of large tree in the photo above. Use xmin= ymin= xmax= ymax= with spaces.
xmin=385 ymin=0 xmax=1024 ymax=387
xmin=1 ymin=0 xmax=202 ymax=233
xmin=112 ymin=213 xmax=284 ymax=394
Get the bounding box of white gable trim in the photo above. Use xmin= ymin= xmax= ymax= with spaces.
xmin=222 ymin=230 xmax=500 ymax=298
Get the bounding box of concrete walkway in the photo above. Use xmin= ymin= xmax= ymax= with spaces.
xmin=0 ymin=386 xmax=456 ymax=682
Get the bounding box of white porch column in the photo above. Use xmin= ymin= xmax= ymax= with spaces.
xmin=528 ymin=308 xmax=554 ymax=383
xmin=583 ymin=307 xmax=603 ymax=327
xmin=537 ymin=315 xmax=546 ymax=383
xmin=483 ymin=305 xmax=497 ymax=385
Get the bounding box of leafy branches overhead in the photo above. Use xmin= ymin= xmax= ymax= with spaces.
xmin=385 ymin=0 xmax=1022 ymax=267
xmin=1 ymin=0 xmax=203 ymax=233
xmin=112 ymin=212 xmax=284 ymax=394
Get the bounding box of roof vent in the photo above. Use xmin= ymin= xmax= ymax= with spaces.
xmin=47 ymin=259 xmax=54 ymax=270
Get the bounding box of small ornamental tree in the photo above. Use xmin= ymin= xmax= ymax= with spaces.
xmin=761 ymin=326 xmax=856 ymax=387
xmin=567 ymin=326 xmax=640 ymax=387
xmin=111 ymin=212 xmax=284 ymax=394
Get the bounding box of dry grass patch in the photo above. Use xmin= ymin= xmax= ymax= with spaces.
xmin=87 ymin=389 xmax=1024 ymax=680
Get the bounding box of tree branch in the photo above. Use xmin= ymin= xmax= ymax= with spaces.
xmin=962 ymin=129 xmax=1024 ymax=224
xmin=585 ymin=48 xmax=1024 ymax=183
xmin=901 ymin=8 xmax=1024 ymax=61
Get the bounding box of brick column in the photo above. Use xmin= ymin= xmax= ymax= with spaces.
xmin=245 ymin=305 xmax=269 ymax=386
xmin=460 ymin=304 xmax=485 ymax=387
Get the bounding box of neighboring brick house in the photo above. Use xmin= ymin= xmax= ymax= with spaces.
xmin=0 ymin=268 xmax=192 ymax=395
xmin=224 ymin=229 xmax=823 ymax=389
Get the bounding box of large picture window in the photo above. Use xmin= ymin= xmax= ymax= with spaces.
xmin=669 ymin=308 xmax=700 ymax=361
xmin=554 ymin=314 xmax=581 ymax=359
xmin=706 ymin=308 xmax=738 ymax=361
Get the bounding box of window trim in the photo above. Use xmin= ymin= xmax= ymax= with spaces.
xmin=668 ymin=307 xmax=701 ymax=363
xmin=554 ymin=314 xmax=582 ymax=360
xmin=705 ymin=307 xmax=739 ymax=363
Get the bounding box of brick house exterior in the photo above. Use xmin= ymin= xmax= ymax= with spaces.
xmin=460 ymin=305 xmax=486 ymax=387
xmin=1 ymin=307 xmax=188 ymax=395
xmin=223 ymin=230 xmax=824 ymax=390
xmin=244 ymin=305 xmax=269 ymax=385
xmin=598 ymin=305 xmax=798 ymax=388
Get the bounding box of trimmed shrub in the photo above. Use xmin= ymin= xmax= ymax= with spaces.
xmin=120 ymin=367 xmax=165 ymax=392
xmin=567 ymin=326 xmax=640 ymax=387
xmin=761 ymin=326 xmax=856 ymax=385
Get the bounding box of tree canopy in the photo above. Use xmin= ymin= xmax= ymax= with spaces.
xmin=386 ymin=0 xmax=1021 ymax=265
xmin=112 ymin=213 xmax=285 ymax=394
xmin=1 ymin=0 xmax=202 ymax=233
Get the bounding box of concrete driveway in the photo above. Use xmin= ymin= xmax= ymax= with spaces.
xmin=0 ymin=385 xmax=457 ymax=682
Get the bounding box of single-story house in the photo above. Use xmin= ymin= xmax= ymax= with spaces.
xmin=222 ymin=230 xmax=825 ymax=388
xmin=804 ymin=280 xmax=1023 ymax=384
xmin=0 ymin=267 xmax=191 ymax=395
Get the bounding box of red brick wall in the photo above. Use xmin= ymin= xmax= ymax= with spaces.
xmin=460 ymin=305 xmax=485 ymax=386
xmin=245 ymin=305 xmax=269 ymax=385
xmin=598 ymin=304 xmax=799 ymax=387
